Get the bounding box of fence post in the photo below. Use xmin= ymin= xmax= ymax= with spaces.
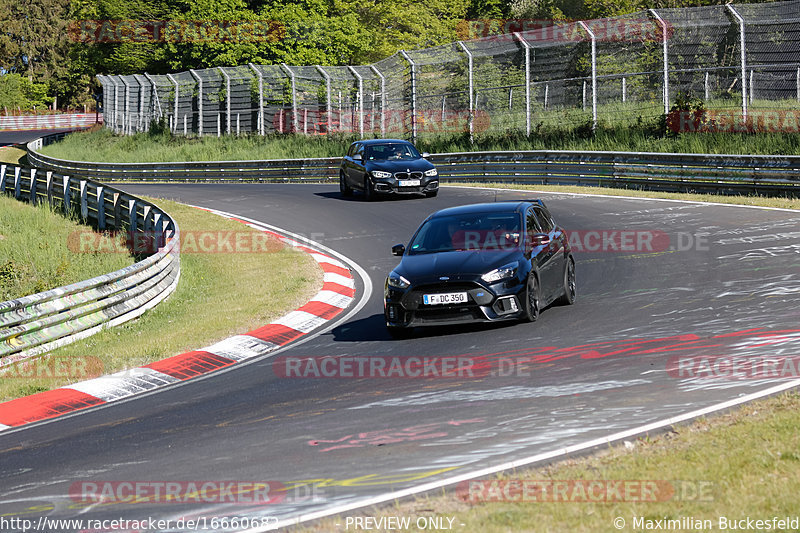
xmin=348 ymin=66 xmax=365 ymax=137
xmin=749 ymin=69 xmax=754 ymax=104
xmin=120 ymin=76 xmax=131 ymax=134
xmin=370 ymin=65 xmax=386 ymax=137
xmin=400 ymin=50 xmax=418 ymax=143
xmin=650 ymin=9 xmax=670 ymax=115
xmin=218 ymin=67 xmax=232 ymax=135
xmin=704 ymin=71 xmax=710 ymax=100
xmin=622 ymin=77 xmax=627 ymax=103
xmin=167 ymin=74 xmax=180 ymax=134
xmin=456 ymin=42 xmax=474 ymax=142
xmin=797 ymin=67 xmax=800 ymax=102
xmin=281 ymin=63 xmax=299 ymax=134
xmin=79 ymin=180 xmax=88 ymax=221
xmin=578 ymin=21 xmax=597 ymax=131
xmin=144 ymin=73 xmax=162 ymax=125
xmin=315 ymin=66 xmax=333 ymax=135
xmin=189 ymin=69 xmax=203 ymax=136
xmin=726 ymin=4 xmax=748 ymax=121
xmin=63 ymin=176 xmax=71 ymax=214
xmin=514 ymin=32 xmax=532 ymax=136
xmin=14 ymin=166 xmax=21 ymax=199
xmin=249 ymin=64 xmax=265 ymax=135
xmin=29 ymin=169 xmax=37 ymax=205
xmin=97 ymin=186 xmax=106 ymax=230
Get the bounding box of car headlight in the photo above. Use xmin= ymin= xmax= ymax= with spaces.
xmin=387 ymin=271 xmax=411 ymax=289
xmin=372 ymin=171 xmax=392 ymax=179
xmin=424 ymin=168 xmax=438 ymax=177
xmin=481 ymin=262 xmax=519 ymax=283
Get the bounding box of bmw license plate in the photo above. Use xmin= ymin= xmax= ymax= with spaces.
xmin=398 ymin=179 xmax=421 ymax=187
xmin=423 ymin=292 xmax=468 ymax=305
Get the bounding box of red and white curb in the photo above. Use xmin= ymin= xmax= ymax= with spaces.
xmin=0 ymin=206 xmax=361 ymax=431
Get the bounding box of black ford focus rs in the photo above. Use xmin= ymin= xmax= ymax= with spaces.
xmin=384 ymin=200 xmax=575 ymax=336
xmin=340 ymin=139 xmax=439 ymax=200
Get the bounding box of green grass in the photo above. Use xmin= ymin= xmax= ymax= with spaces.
xmin=38 ymin=97 xmax=800 ymax=164
xmin=0 ymin=195 xmax=135 ymax=301
xmin=0 ymin=197 xmax=322 ymax=401
xmin=0 ymin=146 xmax=26 ymax=165
xmin=295 ymin=392 xmax=800 ymax=533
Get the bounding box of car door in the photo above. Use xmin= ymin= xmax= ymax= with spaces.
xmin=534 ymin=205 xmax=566 ymax=301
xmin=526 ymin=207 xmax=557 ymax=301
xmin=347 ymin=143 xmax=366 ymax=189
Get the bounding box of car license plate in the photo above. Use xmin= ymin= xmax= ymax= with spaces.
xmin=423 ymin=292 xmax=468 ymax=305
xmin=398 ymin=179 xmax=421 ymax=187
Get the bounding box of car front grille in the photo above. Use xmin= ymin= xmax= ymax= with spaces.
xmin=394 ymin=171 xmax=424 ymax=180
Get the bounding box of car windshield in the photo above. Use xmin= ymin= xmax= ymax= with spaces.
xmin=408 ymin=213 xmax=522 ymax=254
xmin=365 ymin=143 xmax=420 ymax=161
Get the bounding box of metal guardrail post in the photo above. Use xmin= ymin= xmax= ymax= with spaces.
xmin=13 ymin=167 xmax=21 ymax=199
xmin=370 ymin=66 xmax=386 ymax=137
xmin=144 ymin=73 xmax=162 ymax=125
xmin=400 ymin=50 xmax=418 ymax=143
xmin=578 ymin=22 xmax=598 ymax=131
xmin=650 ymin=9 xmax=670 ymax=115
xmin=281 ymin=64 xmax=299 ymax=134
xmin=167 ymin=74 xmax=179 ymax=133
xmin=249 ymin=64 xmax=265 ymax=136
xmin=218 ymin=67 xmax=232 ymax=135
xmin=514 ymin=33 xmax=531 ymax=136
xmin=456 ymin=42 xmax=474 ymax=142
xmin=0 ymin=165 xmax=6 ymax=194
xmin=189 ymin=69 xmax=203 ymax=136
xmin=316 ymin=66 xmax=333 ymax=134
xmin=347 ymin=66 xmax=364 ymax=137
xmin=726 ymin=4 xmax=748 ymax=121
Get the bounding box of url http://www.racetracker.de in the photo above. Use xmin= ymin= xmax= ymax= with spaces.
xmin=0 ymin=515 xmax=279 ymax=532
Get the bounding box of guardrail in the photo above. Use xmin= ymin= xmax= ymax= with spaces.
xmin=0 ymin=113 xmax=101 ymax=131
xmin=27 ymin=135 xmax=800 ymax=196
xmin=0 ymin=162 xmax=180 ymax=366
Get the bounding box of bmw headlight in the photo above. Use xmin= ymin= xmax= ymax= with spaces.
xmin=424 ymin=168 xmax=438 ymax=177
xmin=372 ymin=170 xmax=392 ymax=179
xmin=481 ymin=262 xmax=519 ymax=283
xmin=387 ymin=271 xmax=411 ymax=289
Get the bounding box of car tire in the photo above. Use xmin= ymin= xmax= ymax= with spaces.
xmin=523 ymin=274 xmax=540 ymax=322
xmin=340 ymin=172 xmax=352 ymax=197
xmin=557 ymin=257 xmax=576 ymax=305
xmin=387 ymin=326 xmax=413 ymax=339
xmin=363 ymin=177 xmax=374 ymax=201
xmin=425 ymin=189 xmax=438 ymax=198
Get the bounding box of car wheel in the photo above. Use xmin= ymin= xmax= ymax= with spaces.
xmin=425 ymin=189 xmax=438 ymax=198
xmin=363 ymin=177 xmax=374 ymax=201
xmin=523 ymin=274 xmax=540 ymax=322
xmin=557 ymin=257 xmax=576 ymax=305
xmin=387 ymin=326 xmax=413 ymax=339
xmin=340 ymin=172 xmax=352 ymax=197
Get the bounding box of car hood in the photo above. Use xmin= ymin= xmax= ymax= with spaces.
xmin=365 ymin=159 xmax=435 ymax=173
xmin=395 ymin=249 xmax=521 ymax=282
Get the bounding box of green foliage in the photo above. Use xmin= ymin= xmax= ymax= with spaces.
xmin=0 ymin=73 xmax=53 ymax=110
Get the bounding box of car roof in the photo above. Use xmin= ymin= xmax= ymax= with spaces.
xmin=429 ymin=201 xmax=543 ymax=219
xmin=352 ymin=139 xmax=411 ymax=146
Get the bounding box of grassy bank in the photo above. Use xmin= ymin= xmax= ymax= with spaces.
xmin=0 ymin=146 xmax=26 ymax=165
xmin=0 ymin=195 xmax=134 ymax=301
xmin=39 ymin=121 xmax=800 ymax=164
xmin=297 ymin=391 xmax=800 ymax=532
xmin=0 ymin=198 xmax=321 ymax=401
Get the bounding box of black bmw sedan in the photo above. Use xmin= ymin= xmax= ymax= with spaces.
xmin=384 ymin=200 xmax=575 ymax=336
xmin=340 ymin=139 xmax=439 ymax=200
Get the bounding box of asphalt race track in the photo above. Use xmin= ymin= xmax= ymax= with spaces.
xmin=2 ymin=183 xmax=800 ymax=531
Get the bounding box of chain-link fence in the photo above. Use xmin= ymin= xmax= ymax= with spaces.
xmin=98 ymin=0 xmax=800 ymax=141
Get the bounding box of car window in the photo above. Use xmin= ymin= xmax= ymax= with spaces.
xmin=408 ymin=213 xmax=521 ymax=254
xmin=347 ymin=143 xmax=357 ymax=157
xmin=365 ymin=143 xmax=420 ymax=161
xmin=526 ymin=208 xmax=543 ymax=235
xmin=534 ymin=206 xmax=554 ymax=232
xmin=356 ymin=144 xmax=365 ymax=158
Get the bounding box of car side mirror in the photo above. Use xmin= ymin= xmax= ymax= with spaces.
xmin=352 ymin=154 xmax=363 ymax=161
xmin=392 ymin=243 xmax=406 ymax=256
xmin=526 ymin=233 xmax=551 ymax=252
xmin=421 ymin=152 xmax=430 ymax=159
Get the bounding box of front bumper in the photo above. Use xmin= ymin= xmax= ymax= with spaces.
xmin=384 ymin=279 xmax=525 ymax=328
xmin=373 ymin=179 xmax=438 ymax=195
